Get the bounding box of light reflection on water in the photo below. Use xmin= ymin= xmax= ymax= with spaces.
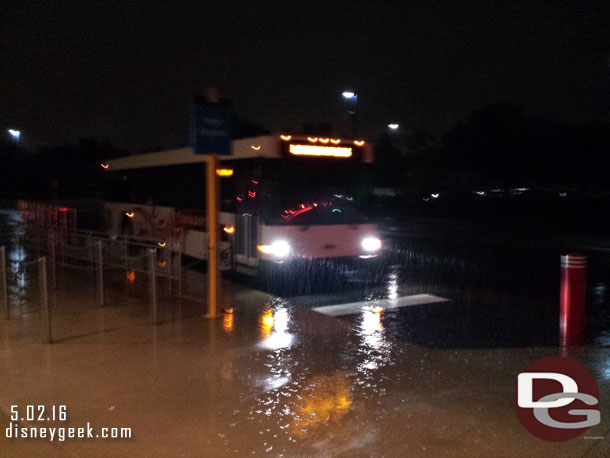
xmin=222 ymin=307 xmax=234 ymax=333
xmin=387 ymin=269 xmax=399 ymax=302
xmin=0 ymin=214 xmax=35 ymax=310
xmin=259 ymin=308 xmax=274 ymax=338
xmin=235 ymin=293 xmax=400 ymax=453
xmin=257 ymin=300 xmax=296 ymax=395
xmin=10 ymin=262 xmax=26 ymax=290
xmin=9 ymin=247 xmax=26 ymax=262
xmin=291 ymin=372 xmax=352 ymax=437
xmin=258 ymin=304 xmax=294 ymax=351
xmin=356 ymin=305 xmax=393 ymax=381
xmin=360 ymin=307 xmax=384 ymax=358
xmin=9 ymin=253 xmax=27 ymax=293
xmin=590 ymin=282 xmax=610 ymax=346
xmin=241 ymin=300 xmax=357 ymax=453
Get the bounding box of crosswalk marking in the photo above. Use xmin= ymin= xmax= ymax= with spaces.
xmin=312 ymin=294 xmax=450 ymax=317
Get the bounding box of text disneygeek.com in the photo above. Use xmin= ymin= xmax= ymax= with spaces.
xmin=5 ymin=405 xmax=132 ymax=442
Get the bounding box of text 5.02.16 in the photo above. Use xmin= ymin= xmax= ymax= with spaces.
xmin=11 ymin=405 xmax=67 ymax=422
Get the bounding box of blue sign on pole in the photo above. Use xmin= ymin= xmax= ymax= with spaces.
xmin=190 ymin=96 xmax=232 ymax=155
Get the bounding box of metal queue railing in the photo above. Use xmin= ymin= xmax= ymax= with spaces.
xmin=0 ymin=222 xmax=185 ymax=343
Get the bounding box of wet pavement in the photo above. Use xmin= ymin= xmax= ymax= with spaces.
xmin=1 ymin=209 xmax=610 ymax=456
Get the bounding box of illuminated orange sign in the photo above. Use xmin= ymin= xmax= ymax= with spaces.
xmin=289 ymin=144 xmax=352 ymax=158
xmin=216 ymin=168 xmax=234 ymax=177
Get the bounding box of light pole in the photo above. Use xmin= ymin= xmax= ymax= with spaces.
xmin=341 ymin=91 xmax=358 ymax=137
xmin=8 ymin=129 xmax=20 ymax=145
xmin=342 ymin=91 xmax=358 ymax=114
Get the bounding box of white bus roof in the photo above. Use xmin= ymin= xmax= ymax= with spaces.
xmin=106 ymin=135 xmax=371 ymax=171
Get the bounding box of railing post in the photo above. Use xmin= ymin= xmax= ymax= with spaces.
xmin=1 ymin=246 xmax=8 ymax=320
xmin=173 ymin=240 xmax=182 ymax=310
xmin=89 ymin=232 xmax=94 ymax=269
xmin=124 ymin=237 xmax=128 ymax=289
xmin=36 ymin=226 xmax=41 ymax=256
xmin=97 ymin=240 xmax=104 ymax=307
xmin=39 ymin=257 xmax=52 ymax=343
xmin=166 ymin=244 xmax=172 ymax=296
xmin=177 ymin=241 xmax=182 ymax=300
xmin=49 ymin=229 xmax=57 ymax=294
xmin=148 ymin=249 xmax=157 ymax=325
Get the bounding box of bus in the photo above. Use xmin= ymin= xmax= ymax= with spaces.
xmin=102 ymin=134 xmax=382 ymax=277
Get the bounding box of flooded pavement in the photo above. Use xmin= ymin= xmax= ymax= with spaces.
xmin=1 ymin=209 xmax=610 ymax=456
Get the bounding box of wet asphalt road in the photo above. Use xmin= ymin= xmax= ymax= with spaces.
xmin=246 ymin=213 xmax=610 ymax=350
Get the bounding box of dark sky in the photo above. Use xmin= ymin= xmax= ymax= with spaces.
xmin=2 ymin=0 xmax=609 ymax=151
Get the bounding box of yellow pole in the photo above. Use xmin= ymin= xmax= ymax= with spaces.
xmin=205 ymin=154 xmax=220 ymax=318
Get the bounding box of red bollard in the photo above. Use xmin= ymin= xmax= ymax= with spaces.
xmin=560 ymin=254 xmax=587 ymax=346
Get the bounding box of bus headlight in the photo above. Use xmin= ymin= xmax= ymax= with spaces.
xmin=258 ymin=240 xmax=291 ymax=257
xmin=361 ymin=237 xmax=382 ymax=252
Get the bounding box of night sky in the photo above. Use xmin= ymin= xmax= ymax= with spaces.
xmin=2 ymin=1 xmax=609 ymax=151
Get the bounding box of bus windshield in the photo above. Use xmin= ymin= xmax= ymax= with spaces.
xmin=272 ymin=196 xmax=368 ymax=225
xmin=261 ymin=159 xmax=372 ymax=225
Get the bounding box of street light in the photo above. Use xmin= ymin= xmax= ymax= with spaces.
xmin=341 ymin=91 xmax=358 ymax=115
xmin=8 ymin=129 xmax=20 ymax=144
xmin=388 ymin=123 xmax=399 ymax=130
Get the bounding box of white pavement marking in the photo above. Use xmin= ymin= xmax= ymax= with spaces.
xmin=312 ymin=293 xmax=450 ymax=317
